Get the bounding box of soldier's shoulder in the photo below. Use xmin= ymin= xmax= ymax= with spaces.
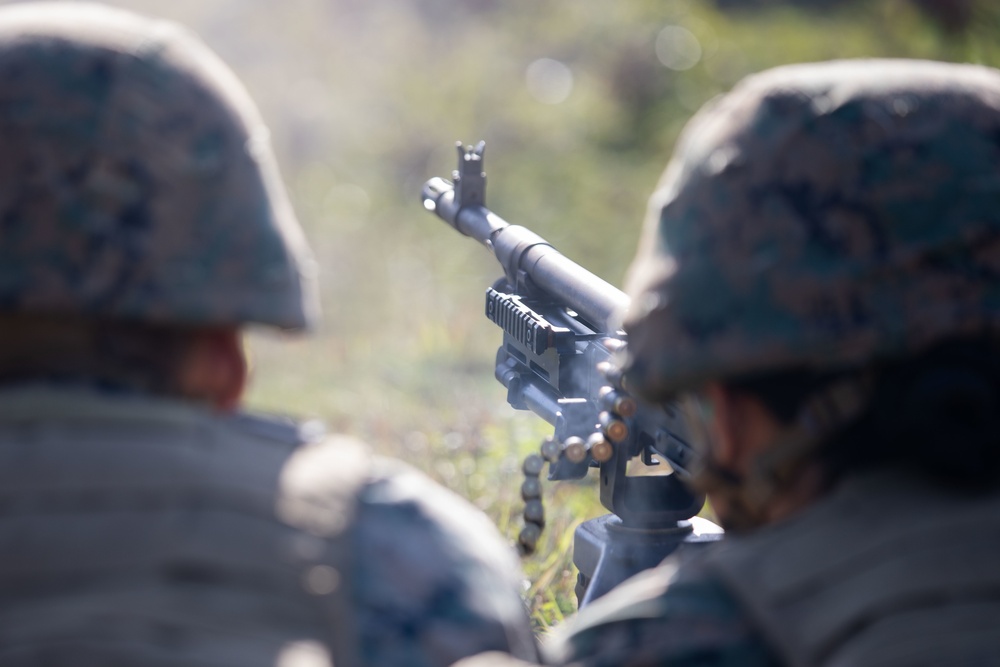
xmin=220 ymin=423 xmax=538 ymax=664
xmin=545 ymin=550 xmax=781 ymax=667
xmin=350 ymin=456 xmax=538 ymax=665
xmin=352 ymin=453 xmax=526 ymax=601
xmin=274 ymin=440 xmax=522 ymax=578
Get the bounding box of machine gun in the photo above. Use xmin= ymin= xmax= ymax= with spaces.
xmin=421 ymin=142 xmax=721 ymax=605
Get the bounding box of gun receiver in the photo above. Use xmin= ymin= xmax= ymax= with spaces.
xmin=422 ymin=142 xmax=720 ymax=604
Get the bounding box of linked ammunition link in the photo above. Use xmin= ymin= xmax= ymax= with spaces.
xmin=518 ymin=451 xmax=546 ymax=555
xmin=516 ymin=384 xmax=625 ymax=555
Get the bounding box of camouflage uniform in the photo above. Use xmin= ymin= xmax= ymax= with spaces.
xmin=460 ymin=59 xmax=1000 ymax=667
xmin=544 ymin=470 xmax=1000 ymax=667
xmin=542 ymin=554 xmax=777 ymax=667
xmin=0 ymin=4 xmax=536 ymax=666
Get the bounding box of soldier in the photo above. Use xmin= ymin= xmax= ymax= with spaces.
xmin=0 ymin=3 xmax=537 ymax=666
xmin=463 ymin=58 xmax=1000 ymax=666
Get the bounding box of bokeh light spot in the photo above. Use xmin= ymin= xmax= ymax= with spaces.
xmin=656 ymin=25 xmax=702 ymax=71
xmin=526 ymin=58 xmax=574 ymax=105
xmin=303 ymin=565 xmax=341 ymax=596
xmin=277 ymin=640 xmax=332 ymax=667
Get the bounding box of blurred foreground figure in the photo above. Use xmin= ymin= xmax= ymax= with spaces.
xmin=464 ymin=58 xmax=1000 ymax=667
xmin=0 ymin=4 xmax=536 ymax=666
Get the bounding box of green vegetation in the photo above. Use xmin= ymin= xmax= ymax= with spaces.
xmin=14 ymin=0 xmax=998 ymax=629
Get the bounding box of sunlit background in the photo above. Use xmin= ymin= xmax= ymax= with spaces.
xmin=7 ymin=0 xmax=996 ymax=626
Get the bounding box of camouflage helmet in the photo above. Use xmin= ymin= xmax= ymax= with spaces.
xmin=0 ymin=3 xmax=318 ymax=330
xmin=624 ymin=59 xmax=1000 ymax=400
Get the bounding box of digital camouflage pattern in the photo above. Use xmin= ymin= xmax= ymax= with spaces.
xmin=624 ymin=59 xmax=1000 ymax=399
xmin=453 ymin=553 xmax=779 ymax=667
xmin=0 ymin=3 xmax=318 ymax=330
xmin=461 ymin=472 xmax=1000 ymax=667
xmin=0 ymin=385 xmax=537 ymax=667
xmin=542 ymin=556 xmax=778 ymax=667
xmin=697 ymin=470 xmax=1000 ymax=667
xmin=351 ymin=457 xmax=539 ymax=666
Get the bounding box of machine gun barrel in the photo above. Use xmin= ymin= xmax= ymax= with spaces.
xmin=422 ymin=179 xmax=628 ymax=334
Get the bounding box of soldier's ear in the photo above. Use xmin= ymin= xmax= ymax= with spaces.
xmin=176 ymin=327 xmax=247 ymax=412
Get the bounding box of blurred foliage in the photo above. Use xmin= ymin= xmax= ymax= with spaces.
xmin=9 ymin=0 xmax=1000 ymax=629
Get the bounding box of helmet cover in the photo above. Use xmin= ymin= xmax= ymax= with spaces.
xmin=625 ymin=59 xmax=1000 ymax=398
xmin=0 ymin=2 xmax=318 ymax=329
